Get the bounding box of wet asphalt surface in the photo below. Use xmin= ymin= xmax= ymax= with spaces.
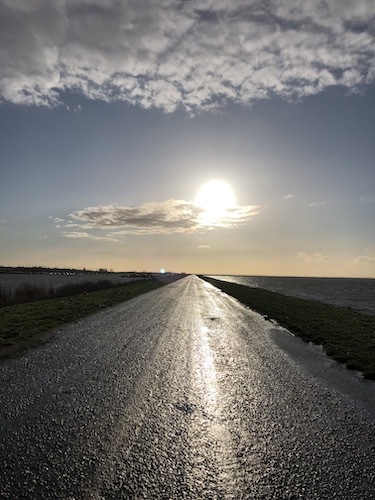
xmin=0 ymin=275 xmax=374 ymax=499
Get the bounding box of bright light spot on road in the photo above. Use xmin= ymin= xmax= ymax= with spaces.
xmin=197 ymin=325 xmax=218 ymax=408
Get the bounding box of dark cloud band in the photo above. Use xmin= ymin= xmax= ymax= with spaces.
xmin=60 ymin=199 xmax=258 ymax=236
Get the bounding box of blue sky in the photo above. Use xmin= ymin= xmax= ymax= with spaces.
xmin=0 ymin=0 xmax=374 ymax=276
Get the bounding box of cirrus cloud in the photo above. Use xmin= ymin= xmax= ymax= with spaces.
xmin=1 ymin=0 xmax=375 ymax=112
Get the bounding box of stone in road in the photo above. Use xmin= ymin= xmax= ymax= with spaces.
xmin=0 ymin=275 xmax=374 ymax=498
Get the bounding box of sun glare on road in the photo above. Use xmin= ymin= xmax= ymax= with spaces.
xmin=194 ymin=179 xmax=237 ymax=226
xmin=191 ymin=323 xmax=219 ymax=420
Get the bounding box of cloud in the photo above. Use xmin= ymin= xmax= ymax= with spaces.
xmin=310 ymin=201 xmax=326 ymax=206
xmin=63 ymin=231 xmax=119 ymax=242
xmin=49 ymin=216 xmax=65 ymax=228
xmin=70 ymin=200 xmax=202 ymax=234
xmin=283 ymin=194 xmax=294 ymax=200
xmin=61 ymin=199 xmax=258 ymax=237
xmin=353 ymin=255 xmax=375 ymax=264
xmin=297 ymin=252 xmax=331 ymax=262
xmin=1 ymin=0 xmax=375 ymax=112
xmin=360 ymin=196 xmax=375 ymax=203
xmin=66 ymin=104 xmax=82 ymax=112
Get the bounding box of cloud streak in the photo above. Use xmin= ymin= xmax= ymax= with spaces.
xmin=353 ymin=255 xmax=375 ymax=264
xmin=297 ymin=252 xmax=331 ymax=262
xmin=63 ymin=231 xmax=119 ymax=242
xmin=60 ymin=199 xmax=258 ymax=237
xmin=1 ymin=0 xmax=374 ymax=111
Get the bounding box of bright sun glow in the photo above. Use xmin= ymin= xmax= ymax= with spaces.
xmin=194 ymin=179 xmax=237 ymax=226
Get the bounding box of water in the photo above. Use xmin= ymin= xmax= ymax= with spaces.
xmin=208 ymin=275 xmax=375 ymax=316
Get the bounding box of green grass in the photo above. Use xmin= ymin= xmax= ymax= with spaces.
xmin=202 ymin=277 xmax=375 ymax=380
xmin=0 ymin=279 xmax=172 ymax=359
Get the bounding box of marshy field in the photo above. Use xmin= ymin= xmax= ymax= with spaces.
xmin=0 ymin=272 xmax=143 ymax=306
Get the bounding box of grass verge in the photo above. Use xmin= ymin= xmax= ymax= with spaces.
xmin=202 ymin=277 xmax=375 ymax=380
xmin=0 ymin=278 xmax=175 ymax=359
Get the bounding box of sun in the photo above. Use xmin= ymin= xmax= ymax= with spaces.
xmin=194 ymin=179 xmax=236 ymax=225
xmin=195 ymin=179 xmax=236 ymax=212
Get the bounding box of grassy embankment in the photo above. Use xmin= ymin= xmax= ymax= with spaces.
xmin=202 ymin=277 xmax=375 ymax=380
xmin=0 ymin=278 xmax=179 ymax=359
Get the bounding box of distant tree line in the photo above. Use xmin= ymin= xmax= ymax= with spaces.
xmin=0 ymin=266 xmax=109 ymax=275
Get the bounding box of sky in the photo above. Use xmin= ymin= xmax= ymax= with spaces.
xmin=0 ymin=0 xmax=375 ymax=277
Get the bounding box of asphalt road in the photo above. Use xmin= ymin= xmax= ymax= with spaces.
xmin=1 ymin=275 xmax=374 ymax=499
